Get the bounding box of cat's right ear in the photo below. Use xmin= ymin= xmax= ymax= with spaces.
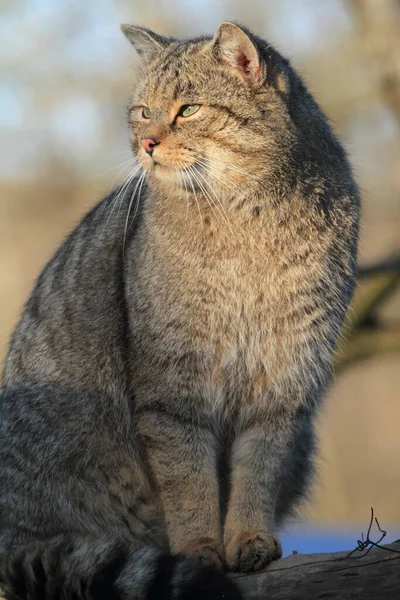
xmin=121 ymin=25 xmax=170 ymax=62
xmin=211 ymin=22 xmax=262 ymax=83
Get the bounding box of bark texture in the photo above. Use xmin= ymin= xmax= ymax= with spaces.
xmin=234 ymin=541 xmax=400 ymax=599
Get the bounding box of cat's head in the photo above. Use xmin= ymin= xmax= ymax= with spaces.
xmin=122 ymin=22 xmax=296 ymax=196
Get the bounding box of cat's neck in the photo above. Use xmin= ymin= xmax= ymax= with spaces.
xmin=145 ymin=174 xmax=271 ymax=218
xmin=140 ymin=175 xmax=280 ymax=251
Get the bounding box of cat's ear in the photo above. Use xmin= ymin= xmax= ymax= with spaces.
xmin=121 ymin=25 xmax=170 ymax=62
xmin=212 ymin=22 xmax=261 ymax=82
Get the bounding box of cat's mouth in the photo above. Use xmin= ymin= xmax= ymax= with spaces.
xmin=138 ymin=144 xmax=200 ymax=174
xmin=143 ymin=155 xmax=207 ymax=189
xmin=136 ymin=143 xmax=219 ymax=191
xmin=146 ymin=157 xmax=199 ymax=171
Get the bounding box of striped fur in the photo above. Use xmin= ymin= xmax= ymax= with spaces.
xmin=0 ymin=536 xmax=242 ymax=600
xmin=0 ymin=22 xmax=358 ymax=598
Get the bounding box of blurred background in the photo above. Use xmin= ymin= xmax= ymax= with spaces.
xmin=1 ymin=0 xmax=399 ymax=555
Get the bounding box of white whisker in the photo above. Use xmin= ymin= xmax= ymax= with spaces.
xmin=176 ymin=162 xmax=190 ymax=218
xmin=103 ymin=165 xmax=142 ymax=232
xmin=115 ymin=167 xmax=140 ymax=231
xmin=188 ymin=166 xmax=223 ymax=227
xmin=123 ymin=170 xmax=146 ymax=254
xmin=194 ymin=158 xmax=242 ymax=195
xmin=186 ymin=168 xmax=203 ymax=225
xmin=99 ymin=158 xmax=139 ymax=217
xmin=182 ymin=168 xmax=190 ymax=218
xmin=196 ymin=149 xmax=259 ymax=180
xmin=191 ymin=165 xmax=235 ymax=237
xmin=90 ymin=154 xmax=138 ymax=181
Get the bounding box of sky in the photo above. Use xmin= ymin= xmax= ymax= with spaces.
xmin=281 ymin=522 xmax=399 ymax=557
xmin=0 ymin=0 xmax=352 ymax=179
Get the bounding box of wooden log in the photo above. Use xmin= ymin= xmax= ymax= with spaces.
xmin=0 ymin=542 xmax=399 ymax=599
xmin=233 ymin=541 xmax=400 ymax=599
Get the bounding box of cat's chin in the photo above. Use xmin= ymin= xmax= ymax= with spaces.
xmin=147 ymin=163 xmax=189 ymax=189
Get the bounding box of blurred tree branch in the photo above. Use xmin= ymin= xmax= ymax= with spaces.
xmin=336 ymin=256 xmax=400 ymax=371
xmin=335 ymin=0 xmax=400 ymax=372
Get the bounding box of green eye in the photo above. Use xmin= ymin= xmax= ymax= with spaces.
xmin=178 ymin=104 xmax=201 ymax=118
xmin=142 ymin=106 xmax=151 ymax=119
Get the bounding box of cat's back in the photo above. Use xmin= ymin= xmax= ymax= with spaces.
xmin=2 ymin=179 xmax=145 ymax=394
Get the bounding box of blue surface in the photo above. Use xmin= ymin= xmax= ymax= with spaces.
xmin=280 ymin=525 xmax=400 ymax=557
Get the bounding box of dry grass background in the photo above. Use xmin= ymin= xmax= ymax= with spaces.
xmin=1 ymin=0 xmax=399 ymax=527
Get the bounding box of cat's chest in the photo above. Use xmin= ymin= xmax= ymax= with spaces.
xmin=175 ymin=221 xmax=309 ymax=332
xmin=133 ymin=210 xmax=326 ymax=401
xmin=164 ymin=233 xmax=312 ymax=353
xmin=194 ymin=250 xmax=284 ymax=364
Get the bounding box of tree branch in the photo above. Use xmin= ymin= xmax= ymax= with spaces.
xmin=0 ymin=542 xmax=398 ymax=600
xmin=358 ymin=256 xmax=400 ymax=278
xmin=337 ymin=326 xmax=400 ymax=371
xmin=335 ymin=254 xmax=400 ymax=370
xmin=233 ymin=541 xmax=400 ymax=599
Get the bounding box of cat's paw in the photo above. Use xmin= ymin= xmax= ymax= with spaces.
xmin=180 ymin=540 xmax=224 ymax=569
xmin=225 ymin=530 xmax=282 ymax=573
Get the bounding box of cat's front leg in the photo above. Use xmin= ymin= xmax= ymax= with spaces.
xmin=224 ymin=408 xmax=308 ymax=572
xmin=136 ymin=399 xmax=223 ymax=567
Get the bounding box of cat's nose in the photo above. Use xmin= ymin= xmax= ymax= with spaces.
xmin=141 ymin=138 xmax=159 ymax=155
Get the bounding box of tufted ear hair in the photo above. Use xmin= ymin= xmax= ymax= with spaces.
xmin=121 ymin=24 xmax=172 ymax=62
xmin=212 ymin=22 xmax=261 ymax=81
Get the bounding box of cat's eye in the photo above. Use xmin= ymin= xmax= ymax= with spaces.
xmin=178 ymin=104 xmax=201 ymax=118
xmin=142 ymin=106 xmax=151 ymax=119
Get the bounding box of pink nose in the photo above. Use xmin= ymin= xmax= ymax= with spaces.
xmin=141 ymin=138 xmax=158 ymax=155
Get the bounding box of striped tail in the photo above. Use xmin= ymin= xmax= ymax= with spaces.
xmin=0 ymin=534 xmax=243 ymax=600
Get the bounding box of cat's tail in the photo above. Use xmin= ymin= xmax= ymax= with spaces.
xmin=0 ymin=534 xmax=242 ymax=600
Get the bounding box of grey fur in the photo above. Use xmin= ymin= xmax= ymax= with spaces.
xmin=0 ymin=22 xmax=359 ymax=599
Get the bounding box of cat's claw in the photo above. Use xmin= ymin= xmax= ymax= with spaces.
xmin=225 ymin=530 xmax=282 ymax=573
xmin=181 ymin=542 xmax=224 ymax=569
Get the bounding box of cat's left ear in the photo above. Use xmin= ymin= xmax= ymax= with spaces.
xmin=212 ymin=22 xmax=262 ymax=82
xmin=121 ymin=24 xmax=171 ymax=63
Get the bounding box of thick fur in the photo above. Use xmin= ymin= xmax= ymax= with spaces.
xmin=0 ymin=22 xmax=359 ymax=599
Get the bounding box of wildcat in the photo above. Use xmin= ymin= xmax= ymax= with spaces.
xmin=0 ymin=21 xmax=359 ymax=600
